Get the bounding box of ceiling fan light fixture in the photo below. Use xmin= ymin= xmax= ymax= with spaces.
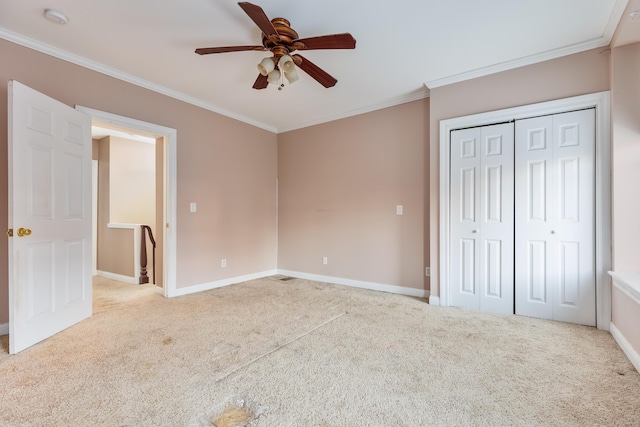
xmin=195 ymin=2 xmax=356 ymax=90
xmin=257 ymin=57 xmax=275 ymax=76
xmin=267 ymin=69 xmax=281 ymax=85
xmin=284 ymin=68 xmax=299 ymax=84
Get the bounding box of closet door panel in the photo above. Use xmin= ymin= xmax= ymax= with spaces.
xmin=515 ymin=110 xmax=595 ymax=326
xmin=551 ymin=110 xmax=595 ymax=326
xmin=479 ymin=124 xmax=514 ymax=314
xmin=515 ymin=116 xmax=553 ymax=320
xmin=450 ymin=128 xmax=481 ymax=309
xmin=450 ymin=123 xmax=514 ymax=314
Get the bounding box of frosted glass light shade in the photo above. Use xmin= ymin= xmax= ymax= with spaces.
xmin=278 ymin=55 xmax=295 ymax=73
xmin=258 ymin=57 xmax=275 ymax=76
xmin=284 ymin=67 xmax=299 ymax=84
xmin=267 ymin=69 xmax=281 ymax=85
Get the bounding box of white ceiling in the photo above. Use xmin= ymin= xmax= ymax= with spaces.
xmin=0 ymin=0 xmax=636 ymax=133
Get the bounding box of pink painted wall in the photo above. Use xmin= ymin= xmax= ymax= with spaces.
xmin=278 ymin=99 xmax=429 ymax=291
xmin=610 ymin=41 xmax=640 ymax=357
xmin=428 ymin=47 xmax=610 ymax=297
xmin=97 ymin=136 xmax=135 ymax=277
xmin=612 ymin=286 xmax=640 ymax=357
xmin=108 ymin=136 xmax=156 ymax=226
xmin=0 ymin=38 xmax=278 ymax=323
xmin=611 ymin=42 xmax=640 ymax=271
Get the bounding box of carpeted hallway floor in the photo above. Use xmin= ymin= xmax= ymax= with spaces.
xmin=0 ymin=275 xmax=638 ymax=426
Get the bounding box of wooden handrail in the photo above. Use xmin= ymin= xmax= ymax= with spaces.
xmin=139 ymin=225 xmax=156 ymax=285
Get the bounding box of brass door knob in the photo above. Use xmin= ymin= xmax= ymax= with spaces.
xmin=17 ymin=228 xmax=32 ymax=237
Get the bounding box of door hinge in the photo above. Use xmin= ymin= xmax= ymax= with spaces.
xmin=6 ymin=228 xmax=13 ymax=237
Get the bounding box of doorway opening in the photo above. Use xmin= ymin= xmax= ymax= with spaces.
xmin=77 ymin=106 xmax=177 ymax=298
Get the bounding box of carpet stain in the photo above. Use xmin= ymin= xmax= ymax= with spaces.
xmin=162 ymin=337 xmax=173 ymax=345
xmin=212 ymin=403 xmax=254 ymax=427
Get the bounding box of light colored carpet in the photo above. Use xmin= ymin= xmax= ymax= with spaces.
xmin=0 ymin=275 xmax=638 ymax=426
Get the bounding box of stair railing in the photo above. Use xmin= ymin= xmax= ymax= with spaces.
xmin=139 ymin=225 xmax=156 ymax=285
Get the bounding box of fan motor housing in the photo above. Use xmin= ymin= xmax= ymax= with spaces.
xmin=262 ymin=18 xmax=302 ymax=51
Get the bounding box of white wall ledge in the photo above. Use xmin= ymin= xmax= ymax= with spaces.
xmin=609 ymin=271 xmax=640 ymax=305
xmin=107 ymin=223 xmax=141 ymax=229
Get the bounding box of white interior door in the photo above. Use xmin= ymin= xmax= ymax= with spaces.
xmin=8 ymin=81 xmax=92 ymax=354
xmin=515 ymin=109 xmax=595 ymax=326
xmin=450 ymin=123 xmax=514 ymax=314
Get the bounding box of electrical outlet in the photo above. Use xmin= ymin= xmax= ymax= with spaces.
xmin=190 ymin=202 xmax=197 ymax=213
xmin=221 ymin=259 xmax=227 ymax=268
xmin=322 ymin=257 xmax=328 ymax=265
xmin=396 ymin=205 xmax=403 ymax=215
xmin=425 ymin=267 xmax=431 ymax=277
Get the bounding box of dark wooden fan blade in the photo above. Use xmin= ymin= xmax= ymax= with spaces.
xmin=195 ymin=46 xmax=266 ymax=55
xmin=292 ymin=54 xmax=337 ymax=88
xmin=252 ymin=73 xmax=269 ymax=90
xmin=296 ymin=33 xmax=356 ymax=50
xmin=238 ymin=2 xmax=280 ymax=41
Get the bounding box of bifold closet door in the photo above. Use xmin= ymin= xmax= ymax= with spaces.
xmin=515 ymin=109 xmax=595 ymax=326
xmin=450 ymin=123 xmax=514 ymax=314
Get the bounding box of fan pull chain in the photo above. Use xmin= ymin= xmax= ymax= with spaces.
xmin=278 ymin=71 xmax=285 ymax=90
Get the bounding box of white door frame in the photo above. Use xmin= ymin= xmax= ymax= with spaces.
xmin=92 ymin=160 xmax=98 ymax=276
xmin=77 ymin=106 xmax=178 ymax=297
xmin=437 ymin=91 xmax=612 ymax=330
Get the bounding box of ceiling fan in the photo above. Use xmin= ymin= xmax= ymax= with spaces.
xmin=195 ymin=2 xmax=356 ymax=90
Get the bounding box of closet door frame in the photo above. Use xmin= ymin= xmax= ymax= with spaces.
xmin=436 ymin=91 xmax=611 ymax=331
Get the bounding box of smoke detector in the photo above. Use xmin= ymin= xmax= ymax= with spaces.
xmin=44 ymin=9 xmax=69 ymax=25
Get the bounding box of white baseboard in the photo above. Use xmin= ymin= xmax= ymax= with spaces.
xmin=429 ymin=295 xmax=441 ymax=306
xmin=0 ymin=322 xmax=8 ymax=336
xmin=277 ymin=270 xmax=429 ymax=299
xmin=96 ymin=270 xmax=137 ymax=285
xmin=172 ymin=270 xmax=279 ymax=297
xmin=610 ymin=322 xmax=640 ymax=373
xmin=168 ymin=269 xmax=430 ymax=299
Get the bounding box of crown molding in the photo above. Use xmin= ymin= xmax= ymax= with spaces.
xmin=606 ymin=0 xmax=631 ymax=46
xmin=0 ymin=28 xmax=278 ymax=133
xmin=277 ymin=89 xmax=430 ymax=133
xmin=425 ymin=37 xmax=611 ymax=89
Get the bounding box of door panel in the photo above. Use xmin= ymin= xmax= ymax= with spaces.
xmin=451 ymin=128 xmax=481 ymax=309
xmin=450 ymin=123 xmax=514 ymax=314
xmin=559 ymin=158 xmax=579 ymax=222
xmin=460 ymin=238 xmax=476 ymax=294
xmin=485 ymin=165 xmax=502 ymax=222
xmin=461 ymin=167 xmax=476 ymax=221
xmin=479 ymin=124 xmax=514 ymax=314
xmin=527 ymin=160 xmax=547 ymax=222
xmin=484 ymin=239 xmax=502 ymax=297
xmin=28 ymin=242 xmax=55 ymax=317
xmin=527 ymin=240 xmax=548 ymax=304
xmin=559 ymin=241 xmax=579 ymax=305
xmin=9 ymin=80 xmax=92 ymax=354
xmin=516 ymin=116 xmax=553 ymax=319
xmin=551 ymin=110 xmax=595 ymax=325
xmin=515 ymin=109 xmax=595 ymax=326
